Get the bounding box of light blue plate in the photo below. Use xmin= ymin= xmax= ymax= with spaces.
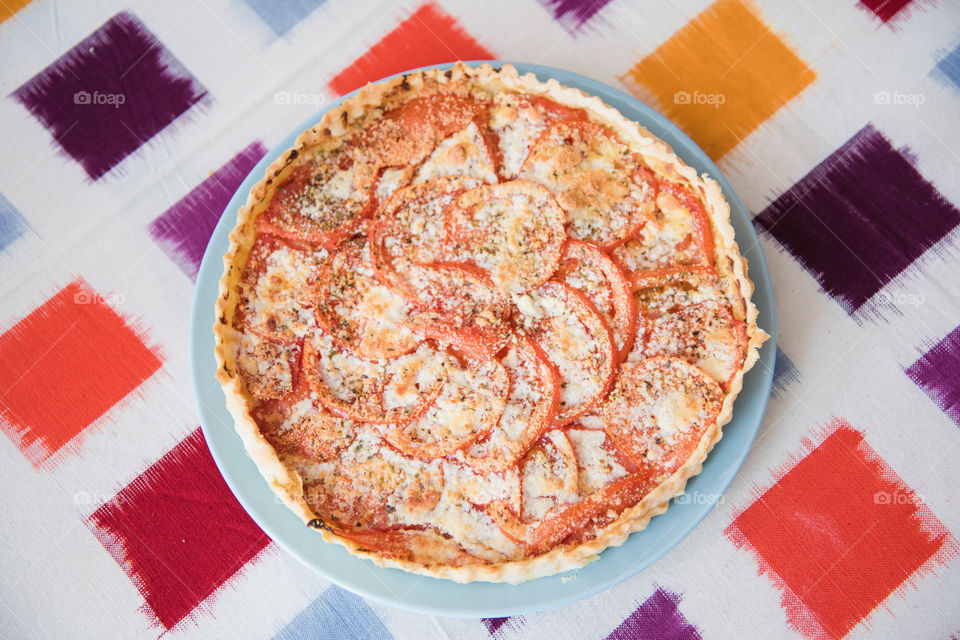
xmin=190 ymin=61 xmax=776 ymax=618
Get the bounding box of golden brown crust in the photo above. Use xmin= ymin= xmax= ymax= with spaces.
xmin=213 ymin=62 xmax=768 ymax=583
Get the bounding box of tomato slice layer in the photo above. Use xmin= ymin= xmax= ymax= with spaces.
xmin=628 ymin=269 xmax=746 ymax=389
xmin=459 ymin=335 xmax=560 ymax=473
xmin=369 ymin=177 xmax=477 ymax=298
xmin=487 ymin=469 xmax=659 ymax=555
xmin=413 ymin=121 xmax=498 ymax=185
xmin=556 ymin=240 xmax=637 ymax=361
xmin=564 ymin=427 xmax=633 ymax=494
xmin=645 ymin=301 xmax=747 ymax=391
xmin=613 ymin=180 xmax=715 ymax=277
xmin=256 ymin=153 xmax=378 ymax=249
xmin=313 ymin=238 xmax=423 ymax=360
xmin=488 ymin=93 xmax=586 ymax=179
xmin=302 ymin=424 xmax=445 ymax=530
xmin=235 ymin=333 xmax=298 ymax=401
xmin=602 ymin=356 xmax=723 ymax=474
xmin=401 ymin=262 xmax=512 ymax=360
xmin=513 ymin=281 xmax=616 ymax=425
xmin=382 ymin=356 xmax=509 ymax=459
xmin=444 ymin=180 xmax=566 ymax=295
xmin=237 ymin=235 xmax=326 ymax=344
xmin=519 ymin=429 xmax=581 ymax=522
xmin=302 ymin=332 xmax=446 ymax=425
xmin=263 ymin=398 xmax=357 ymax=462
xmin=357 ymin=90 xmax=488 ymax=170
xmin=519 ymin=120 xmax=656 ymax=248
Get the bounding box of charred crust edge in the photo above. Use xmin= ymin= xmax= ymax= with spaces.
xmin=307 ymin=518 xmax=335 ymax=533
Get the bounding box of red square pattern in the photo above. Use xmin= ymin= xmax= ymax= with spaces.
xmin=0 ymin=279 xmax=162 ymax=465
xmin=89 ymin=428 xmax=271 ymax=630
xmin=726 ymin=421 xmax=955 ymax=639
xmin=328 ymin=2 xmax=494 ymax=96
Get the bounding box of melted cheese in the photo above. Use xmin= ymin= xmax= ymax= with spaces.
xmin=248 ymin=245 xmax=320 ymax=339
xmin=297 ymin=159 xmax=370 ymax=227
xmin=324 ymin=242 xmax=420 ymax=358
xmin=381 ymin=345 xmax=447 ymax=410
xmin=613 ymin=189 xmax=704 ymax=272
xmin=449 ymin=185 xmax=565 ymax=295
xmin=414 ymin=122 xmax=497 ymax=185
xmin=518 ymin=123 xmax=653 ymax=245
xmin=235 ymin=333 xmax=294 ymax=399
xmin=489 ymin=95 xmax=551 ymax=178
xmin=645 ymin=301 xmax=742 ymax=386
xmin=514 ymin=285 xmax=604 ymax=414
xmin=375 ymin=167 xmax=412 ymax=202
xmin=521 ymin=430 xmax=580 ymax=521
xmin=566 ymin=429 xmax=627 ymax=495
xmin=463 ymin=340 xmax=548 ymax=468
xmin=395 ymin=358 xmax=507 ymax=448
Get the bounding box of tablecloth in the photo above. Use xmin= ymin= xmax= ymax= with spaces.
xmin=1 ymin=0 xmax=959 ymax=638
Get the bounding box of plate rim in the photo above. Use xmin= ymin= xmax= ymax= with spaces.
xmin=190 ymin=60 xmax=777 ymax=618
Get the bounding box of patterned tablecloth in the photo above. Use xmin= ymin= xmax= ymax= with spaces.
xmin=2 ymin=0 xmax=959 ymax=638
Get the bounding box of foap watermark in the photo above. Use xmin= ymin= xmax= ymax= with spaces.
xmin=674 ymin=90 xmax=725 ymax=108
xmin=675 ymin=491 xmax=725 ymax=505
xmin=873 ymin=90 xmax=925 ymax=109
xmin=74 ymin=90 xmax=126 ymax=108
xmin=73 ymin=290 xmax=125 ymax=306
xmin=274 ymin=90 xmax=326 ymax=106
xmin=878 ymin=290 xmax=926 ymax=308
xmin=74 ymin=490 xmax=127 ymax=506
xmin=874 ymin=490 xmax=925 ymax=506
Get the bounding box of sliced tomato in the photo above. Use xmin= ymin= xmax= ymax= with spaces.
xmin=358 ymin=90 xmax=488 ymax=170
xmin=613 ymin=179 xmax=715 ymax=277
xmin=628 ymin=267 xmax=744 ymax=388
xmin=460 ymin=335 xmax=561 ymax=474
xmin=488 ymin=93 xmax=587 ymax=180
xmin=442 ymin=462 xmax=522 ymax=515
xmin=399 ymin=262 xmax=513 ymax=360
xmin=255 ymin=153 xmax=378 ymax=250
xmin=518 ymin=120 xmax=656 ymax=248
xmin=487 ymin=468 xmax=659 ymax=555
xmin=628 ymin=264 xmax=717 ymax=292
xmin=372 ymin=165 xmax=415 ymax=208
xmin=603 ymin=357 xmax=723 ymax=475
xmin=330 ymin=526 xmax=478 ymax=563
xmin=443 ymin=180 xmax=566 ymax=294
xmin=405 ymin=314 xmax=511 ymax=362
xmin=632 ymin=267 xmax=725 ymax=319
xmin=249 ymin=343 xmax=310 ymax=428
xmin=644 ymin=300 xmax=747 ymax=391
xmin=302 ymin=332 xmax=446 ymax=425
xmin=513 ymin=281 xmax=616 ymax=426
xmin=369 ymin=177 xmax=477 ymax=300
xmin=382 ymin=356 xmax=509 ymax=459
xmin=302 ymin=444 xmax=444 ymax=531
xmin=519 ymin=429 xmax=581 ymax=522
xmin=659 ymin=179 xmax=715 ymax=266
xmin=264 ymin=404 xmax=357 ymax=462
xmin=556 ymin=240 xmax=637 ymax=360
xmin=312 ymin=238 xmax=424 ymax=360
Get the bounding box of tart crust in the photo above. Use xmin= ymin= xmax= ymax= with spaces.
xmin=213 ymin=62 xmax=768 ymax=583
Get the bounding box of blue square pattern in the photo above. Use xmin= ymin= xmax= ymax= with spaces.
xmin=932 ymin=40 xmax=960 ymax=92
xmin=243 ymin=0 xmax=327 ymax=36
xmin=0 ymin=192 xmax=28 ymax=252
xmin=273 ymin=586 xmax=393 ymax=640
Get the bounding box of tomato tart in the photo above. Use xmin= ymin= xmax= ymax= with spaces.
xmin=213 ymin=63 xmax=767 ymax=583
